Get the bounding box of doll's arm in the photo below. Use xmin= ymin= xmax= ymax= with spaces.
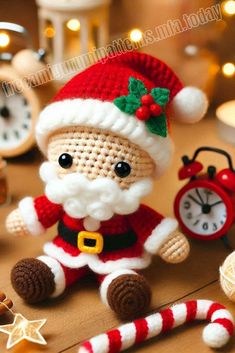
xmin=153 ymin=228 xmax=189 ymax=264
xmin=6 ymin=195 xmax=63 ymax=237
xmin=127 ymin=204 xmax=189 ymax=263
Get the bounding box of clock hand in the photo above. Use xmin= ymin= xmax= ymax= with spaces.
xmin=188 ymin=194 xmax=203 ymax=206
xmin=210 ymin=200 xmax=223 ymax=207
xmin=195 ymin=188 xmax=205 ymax=205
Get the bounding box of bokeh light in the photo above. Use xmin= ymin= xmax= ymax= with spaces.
xmin=222 ymin=0 xmax=235 ymax=16
xmin=222 ymin=62 xmax=235 ymax=77
xmin=0 ymin=33 xmax=10 ymax=48
xmin=66 ymin=19 xmax=80 ymax=31
xmin=44 ymin=26 xmax=56 ymax=38
xmin=129 ymin=28 xmax=143 ymax=42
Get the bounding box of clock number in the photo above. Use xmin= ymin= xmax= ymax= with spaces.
xmin=202 ymin=222 xmax=208 ymax=230
xmin=184 ymin=201 xmax=191 ymax=210
xmin=212 ymin=223 xmax=218 ymax=231
xmin=186 ymin=212 xmax=192 ymax=219
xmin=193 ymin=219 xmax=200 ymax=226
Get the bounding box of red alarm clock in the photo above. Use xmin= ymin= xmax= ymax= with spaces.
xmin=174 ymin=147 xmax=235 ymax=241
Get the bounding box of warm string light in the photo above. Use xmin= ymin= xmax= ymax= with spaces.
xmin=0 ymin=300 xmax=47 ymax=349
xmin=66 ymin=19 xmax=81 ymax=31
xmin=222 ymin=0 xmax=235 ymax=16
xmin=129 ymin=28 xmax=143 ymax=42
xmin=222 ymin=62 xmax=235 ymax=77
xmin=0 ymin=32 xmax=10 ymax=48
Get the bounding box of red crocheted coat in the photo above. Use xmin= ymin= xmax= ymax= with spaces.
xmin=20 ymin=195 xmax=178 ymax=275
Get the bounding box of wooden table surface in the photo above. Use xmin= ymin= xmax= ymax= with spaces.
xmin=1 ymin=115 xmax=235 ymax=353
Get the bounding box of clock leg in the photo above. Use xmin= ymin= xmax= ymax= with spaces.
xmin=221 ymin=234 xmax=233 ymax=251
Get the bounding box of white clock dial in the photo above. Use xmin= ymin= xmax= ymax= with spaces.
xmin=0 ymin=85 xmax=32 ymax=151
xmin=179 ymin=187 xmax=226 ymax=236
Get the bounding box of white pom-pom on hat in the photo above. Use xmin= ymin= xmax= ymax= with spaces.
xmin=169 ymin=86 xmax=208 ymax=123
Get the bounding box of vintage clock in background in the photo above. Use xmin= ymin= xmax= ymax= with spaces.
xmin=0 ymin=22 xmax=56 ymax=157
xmin=174 ymin=147 xmax=235 ymax=242
xmin=0 ymin=66 xmax=41 ymax=157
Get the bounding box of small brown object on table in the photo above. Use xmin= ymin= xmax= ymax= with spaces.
xmin=0 ymin=292 xmax=13 ymax=315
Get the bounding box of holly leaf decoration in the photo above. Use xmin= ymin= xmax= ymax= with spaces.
xmin=145 ymin=114 xmax=167 ymax=137
xmin=114 ymin=95 xmax=141 ymax=115
xmin=128 ymin=77 xmax=147 ymax=98
xmin=150 ymin=88 xmax=170 ymax=107
xmin=114 ymin=77 xmax=169 ymax=138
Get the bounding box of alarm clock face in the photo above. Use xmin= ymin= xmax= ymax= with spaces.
xmin=179 ymin=187 xmax=226 ymax=236
xmin=174 ymin=180 xmax=234 ymax=240
xmin=0 ymin=85 xmax=32 ymax=152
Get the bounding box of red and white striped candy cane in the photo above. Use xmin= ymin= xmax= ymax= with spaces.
xmin=78 ymin=300 xmax=234 ymax=353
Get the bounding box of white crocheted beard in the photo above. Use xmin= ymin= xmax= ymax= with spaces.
xmin=39 ymin=162 xmax=153 ymax=221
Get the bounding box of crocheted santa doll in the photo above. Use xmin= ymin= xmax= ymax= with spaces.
xmin=6 ymin=51 xmax=208 ymax=319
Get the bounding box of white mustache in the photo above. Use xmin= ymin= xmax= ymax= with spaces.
xmin=40 ymin=162 xmax=153 ymax=221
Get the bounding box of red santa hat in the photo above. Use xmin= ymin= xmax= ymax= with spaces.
xmin=36 ymin=51 xmax=208 ymax=176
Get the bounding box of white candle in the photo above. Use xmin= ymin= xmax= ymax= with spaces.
xmin=216 ymin=100 xmax=235 ymax=144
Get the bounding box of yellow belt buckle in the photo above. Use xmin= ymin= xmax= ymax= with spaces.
xmin=77 ymin=231 xmax=104 ymax=254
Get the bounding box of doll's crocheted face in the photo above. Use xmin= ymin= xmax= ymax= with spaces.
xmin=47 ymin=126 xmax=155 ymax=189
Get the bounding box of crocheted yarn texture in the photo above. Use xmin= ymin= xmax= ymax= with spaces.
xmin=48 ymin=126 xmax=155 ymax=189
xmin=78 ymin=300 xmax=234 ymax=353
xmin=36 ymin=51 xmax=208 ymax=176
xmin=7 ymin=51 xmax=206 ymax=317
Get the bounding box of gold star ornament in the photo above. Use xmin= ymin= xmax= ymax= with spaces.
xmin=0 ymin=313 xmax=47 ymax=349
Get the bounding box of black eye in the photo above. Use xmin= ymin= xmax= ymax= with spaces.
xmin=114 ymin=161 xmax=131 ymax=178
xmin=58 ymin=153 xmax=73 ymax=169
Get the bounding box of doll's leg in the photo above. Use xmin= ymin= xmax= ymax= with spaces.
xmin=97 ymin=270 xmax=151 ymax=320
xmin=11 ymin=256 xmax=88 ymax=304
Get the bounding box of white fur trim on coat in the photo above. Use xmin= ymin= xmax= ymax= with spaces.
xmin=169 ymin=86 xmax=208 ymax=123
xmin=37 ymin=255 xmax=66 ymax=298
xmin=36 ymin=98 xmax=174 ymax=177
xmin=43 ymin=242 xmax=151 ymax=274
xmin=83 ymin=217 xmax=101 ymax=231
xmin=100 ymin=269 xmax=137 ymax=306
xmin=18 ymin=197 xmax=45 ymax=236
xmin=144 ymin=217 xmax=178 ymax=254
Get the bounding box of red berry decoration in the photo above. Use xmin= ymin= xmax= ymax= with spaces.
xmin=141 ymin=94 xmax=154 ymax=106
xmin=150 ymin=103 xmax=162 ymax=116
xmin=136 ymin=106 xmax=150 ymax=121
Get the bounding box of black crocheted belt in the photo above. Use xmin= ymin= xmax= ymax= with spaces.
xmin=58 ymin=221 xmax=137 ymax=252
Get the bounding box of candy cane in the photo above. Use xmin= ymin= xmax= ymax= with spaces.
xmin=78 ymin=300 xmax=234 ymax=353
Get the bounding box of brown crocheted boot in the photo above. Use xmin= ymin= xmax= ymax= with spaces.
xmin=11 ymin=258 xmax=55 ymax=303
xmin=107 ymin=274 xmax=151 ymax=320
